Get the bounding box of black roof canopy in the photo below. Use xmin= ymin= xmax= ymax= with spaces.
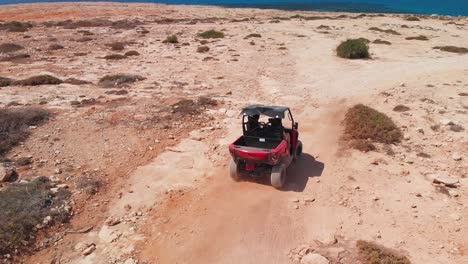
xmin=240 ymin=105 xmax=290 ymax=119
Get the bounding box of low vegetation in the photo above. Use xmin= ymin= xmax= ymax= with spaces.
xmin=0 ymin=43 xmax=24 ymax=53
xmin=357 ymin=240 xmax=411 ymax=264
xmin=15 ymin=75 xmax=63 ymax=86
xmin=433 ymin=46 xmax=468 ymax=54
xmin=98 ymin=74 xmax=145 ymax=88
xmin=369 ymin=27 xmax=401 ymax=35
xmin=49 ymin=44 xmax=64 ymax=50
xmin=106 ymin=42 xmax=125 ymax=51
xmin=336 ymin=39 xmax=370 ymax=59
xmin=172 ymin=96 xmax=219 ymax=116
xmin=0 ymin=77 xmax=13 ymax=87
xmin=393 ymin=105 xmax=410 ymax=112
xmin=344 ymin=104 xmax=402 ymax=147
xmin=0 ymin=177 xmax=70 ymax=254
xmin=373 ymin=39 xmax=392 ymax=45
xmin=104 ymin=54 xmax=126 ymax=60
xmin=0 ymin=107 xmax=49 ymax=155
xmin=0 ymin=21 xmax=33 ymax=32
xmin=405 ymin=35 xmax=428 ymax=41
xmin=198 ymin=30 xmax=224 ymax=39
xmin=197 ymin=46 xmax=210 ymax=53
xmin=162 ymin=35 xmax=178 ymax=44
xmin=244 ymin=33 xmax=262 ymax=39
xmin=64 ymin=78 xmax=91 ymax=85
xmin=76 ymin=177 xmax=101 ymax=195
xmin=124 ymin=50 xmax=140 ymax=56
xmin=76 ymin=37 xmax=93 ymax=42
xmin=0 ymin=53 xmax=30 ymax=62
xmin=404 ymin=16 xmax=420 ymax=21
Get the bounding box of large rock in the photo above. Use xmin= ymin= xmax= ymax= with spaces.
xmin=301 ymin=253 xmax=330 ymax=264
xmin=0 ymin=162 xmax=17 ymax=182
xmin=430 ymin=174 xmax=460 ymax=187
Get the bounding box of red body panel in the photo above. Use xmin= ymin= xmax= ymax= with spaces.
xmin=229 ymin=136 xmax=289 ymax=165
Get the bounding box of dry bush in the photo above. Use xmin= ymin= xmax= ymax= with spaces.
xmin=357 ymin=240 xmax=411 ymax=264
xmin=198 ymin=96 xmax=218 ymax=106
xmin=162 ymin=35 xmax=178 ymax=44
xmin=0 ymin=21 xmax=33 ymax=32
xmin=198 ymin=30 xmax=224 ymax=39
xmin=0 ymin=107 xmax=49 ymax=155
xmin=336 ymin=39 xmax=370 ymax=59
xmin=73 ymin=52 xmax=87 ymax=56
xmin=76 ymin=177 xmax=101 ymax=195
xmin=64 ymin=78 xmax=91 ymax=85
xmin=405 ymin=35 xmax=428 ymax=41
xmin=459 ymin=93 xmax=468 ymax=96
xmin=317 ymin=25 xmax=331 ymax=30
xmin=98 ymin=74 xmax=145 ymax=88
xmin=433 ymin=46 xmax=468 ymax=54
xmin=0 ymin=43 xmax=24 ymax=53
xmin=344 ymin=104 xmax=402 ymax=145
xmin=373 ymin=39 xmax=392 ymax=45
xmin=104 ymin=54 xmax=126 ymax=60
xmin=0 ymin=177 xmax=70 ymax=254
xmin=197 ymin=46 xmax=210 ymax=53
xmin=106 ymin=42 xmax=125 ymax=51
xmin=15 ymin=75 xmax=63 ymax=86
xmin=449 ymin=124 xmax=464 ymax=132
xmin=77 ymin=30 xmax=94 ymax=35
xmin=0 ymin=77 xmax=14 ymax=87
xmin=76 ymin=37 xmax=93 ymax=42
xmin=404 ymin=16 xmax=420 ymax=21
xmin=49 ymin=44 xmax=64 ymax=50
xmin=369 ymin=27 xmax=401 ymax=35
xmin=0 ymin=53 xmax=30 ymax=62
xmin=350 ymin=139 xmax=376 ymax=152
xmin=124 ymin=50 xmax=140 ymax=56
xmin=393 ymin=105 xmax=410 ymax=112
xmin=244 ymin=33 xmax=262 ymax=39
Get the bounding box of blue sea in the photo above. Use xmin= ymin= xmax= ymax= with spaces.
xmin=0 ymin=0 xmax=467 ymax=16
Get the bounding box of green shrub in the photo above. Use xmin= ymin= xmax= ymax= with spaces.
xmin=336 ymin=39 xmax=370 ymax=59
xmin=344 ymin=104 xmax=402 ymax=145
xmin=0 ymin=43 xmax=24 ymax=53
xmin=0 ymin=177 xmax=70 ymax=254
xmin=433 ymin=46 xmax=468 ymax=54
xmin=0 ymin=107 xmax=49 ymax=155
xmin=357 ymin=240 xmax=411 ymax=264
xmin=15 ymin=75 xmax=63 ymax=86
xmin=198 ymin=30 xmax=224 ymax=39
xmin=162 ymin=35 xmax=178 ymax=44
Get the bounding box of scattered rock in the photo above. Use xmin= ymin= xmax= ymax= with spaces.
xmin=300 ymin=253 xmax=330 ymax=264
xmin=431 ymin=174 xmax=460 ymax=188
xmin=0 ymin=162 xmax=17 ymax=182
xmin=452 ymin=153 xmax=462 ymax=161
xmin=82 ymin=243 xmax=96 ymax=256
xmin=440 ymin=119 xmax=454 ymax=126
xmin=105 ymin=216 xmax=121 ymax=226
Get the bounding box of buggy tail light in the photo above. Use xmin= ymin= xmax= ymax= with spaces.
xmin=269 ymin=152 xmax=279 ymax=163
xmin=229 ymin=148 xmax=236 ymax=158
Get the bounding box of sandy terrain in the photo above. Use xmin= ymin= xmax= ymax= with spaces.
xmin=0 ymin=2 xmax=467 ymax=264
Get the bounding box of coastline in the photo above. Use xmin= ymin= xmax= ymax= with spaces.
xmin=0 ymin=1 xmax=467 ymax=17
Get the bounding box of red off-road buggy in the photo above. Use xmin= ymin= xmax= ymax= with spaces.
xmin=228 ymin=105 xmax=303 ymax=189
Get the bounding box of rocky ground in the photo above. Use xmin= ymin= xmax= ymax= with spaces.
xmin=0 ymin=3 xmax=467 ymax=264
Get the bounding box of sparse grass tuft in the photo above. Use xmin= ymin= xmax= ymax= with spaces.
xmin=162 ymin=35 xmax=178 ymax=44
xmin=98 ymin=74 xmax=145 ymax=88
xmin=64 ymin=78 xmax=91 ymax=85
xmin=0 ymin=107 xmax=49 ymax=155
xmin=104 ymin=54 xmax=126 ymax=60
xmin=373 ymin=39 xmax=392 ymax=45
xmin=15 ymin=75 xmax=63 ymax=86
xmin=369 ymin=27 xmax=401 ymax=35
xmin=405 ymin=35 xmax=429 ymax=41
xmin=336 ymin=39 xmax=370 ymax=59
xmin=198 ymin=30 xmax=224 ymax=39
xmin=197 ymin=46 xmax=210 ymax=53
xmin=0 ymin=177 xmax=70 ymax=254
xmin=344 ymin=104 xmax=402 ymax=145
xmin=433 ymin=46 xmax=468 ymax=54
xmin=0 ymin=21 xmax=33 ymax=32
xmin=357 ymin=240 xmax=411 ymax=264
xmin=0 ymin=43 xmax=24 ymax=53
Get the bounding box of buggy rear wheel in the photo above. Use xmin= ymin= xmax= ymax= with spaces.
xmin=230 ymin=160 xmax=241 ymax=181
xmin=296 ymin=140 xmax=303 ymax=158
xmin=271 ymin=164 xmax=286 ymax=189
